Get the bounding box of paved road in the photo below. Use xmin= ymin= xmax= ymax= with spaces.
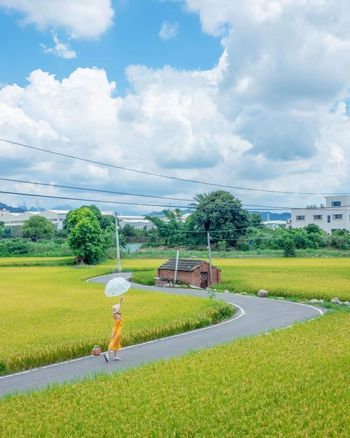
xmin=0 ymin=274 xmax=324 ymax=398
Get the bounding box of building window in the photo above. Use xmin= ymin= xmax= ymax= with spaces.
xmin=313 ymin=215 xmax=322 ymax=220
xmin=331 ymin=201 xmax=342 ymax=207
xmin=296 ymin=215 xmax=305 ymax=221
xmin=333 ymin=214 xmax=343 ymax=220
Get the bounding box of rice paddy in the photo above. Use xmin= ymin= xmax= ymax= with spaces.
xmin=1 ymin=312 xmax=349 ymax=437
xmin=0 ymin=259 xmax=232 ymax=374
xmin=123 ymin=257 xmax=350 ymax=301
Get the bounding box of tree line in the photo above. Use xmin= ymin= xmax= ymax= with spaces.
xmin=1 ymin=190 xmax=350 ymax=262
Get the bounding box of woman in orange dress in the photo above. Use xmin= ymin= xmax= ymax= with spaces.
xmin=104 ymin=297 xmax=124 ymax=362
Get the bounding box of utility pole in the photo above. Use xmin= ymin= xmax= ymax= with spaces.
xmin=174 ymin=249 xmax=179 ymax=285
xmin=207 ymin=231 xmax=213 ymax=286
xmin=115 ymin=212 xmax=121 ymax=273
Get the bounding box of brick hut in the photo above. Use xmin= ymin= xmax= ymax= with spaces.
xmin=156 ymin=259 xmax=221 ymax=289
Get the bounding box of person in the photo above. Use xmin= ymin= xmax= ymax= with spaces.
xmin=104 ymin=296 xmax=124 ymax=362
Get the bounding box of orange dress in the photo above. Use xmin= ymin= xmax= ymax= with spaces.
xmin=108 ymin=319 xmax=123 ymax=351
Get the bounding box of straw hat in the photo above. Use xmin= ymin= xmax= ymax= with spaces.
xmin=112 ymin=303 xmax=120 ymax=314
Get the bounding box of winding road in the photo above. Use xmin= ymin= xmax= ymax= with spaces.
xmin=0 ymin=273 xmax=324 ymax=398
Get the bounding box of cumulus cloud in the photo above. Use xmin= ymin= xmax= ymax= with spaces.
xmin=159 ymin=20 xmax=179 ymax=40
xmin=0 ymin=0 xmax=114 ymax=39
xmin=184 ymin=0 xmax=350 ymax=161
xmin=3 ymin=1 xmax=350 ymax=210
xmin=0 ymin=63 xmax=248 ymax=210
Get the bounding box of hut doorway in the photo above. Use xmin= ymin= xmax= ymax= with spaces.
xmin=200 ymin=271 xmax=208 ymax=289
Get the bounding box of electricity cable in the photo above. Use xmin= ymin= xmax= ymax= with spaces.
xmin=1 ymin=137 xmax=347 ymax=196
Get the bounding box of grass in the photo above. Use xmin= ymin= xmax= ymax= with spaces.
xmin=0 ymin=256 xmax=74 ymax=267
xmin=121 ymin=257 xmax=350 ymax=301
xmin=1 ymin=311 xmax=349 ymax=437
xmin=127 ymin=246 xmax=350 ymax=258
xmin=0 ymin=259 xmax=232 ymax=374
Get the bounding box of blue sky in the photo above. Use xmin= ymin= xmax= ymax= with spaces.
xmin=1 ymin=0 xmax=350 ymax=213
xmin=0 ymin=0 xmax=222 ymax=94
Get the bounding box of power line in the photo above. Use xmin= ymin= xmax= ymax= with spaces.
xmin=1 ymin=137 xmax=346 ymax=196
xmin=0 ymin=177 xmax=193 ymax=203
xmin=0 ymin=177 xmax=293 ymax=210
xmin=0 ymin=190 xmax=195 ymax=210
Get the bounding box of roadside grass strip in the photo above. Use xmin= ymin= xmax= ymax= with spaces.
xmin=123 ymin=257 xmax=350 ymax=301
xmin=0 ymin=261 xmax=232 ymax=374
xmin=1 ymin=312 xmax=349 ymax=437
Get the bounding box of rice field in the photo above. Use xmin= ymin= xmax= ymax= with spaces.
xmin=123 ymin=257 xmax=350 ymax=301
xmin=1 ymin=311 xmax=349 ymax=437
xmin=0 ymin=259 xmax=232 ymax=374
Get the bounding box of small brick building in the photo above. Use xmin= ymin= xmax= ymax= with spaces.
xmin=156 ymin=259 xmax=221 ymax=289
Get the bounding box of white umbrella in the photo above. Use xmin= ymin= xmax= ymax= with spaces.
xmin=105 ymin=277 xmax=131 ymax=297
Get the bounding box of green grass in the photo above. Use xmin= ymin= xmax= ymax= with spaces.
xmin=122 ymin=257 xmax=350 ymax=301
xmin=127 ymin=246 xmax=350 ymax=258
xmin=0 ymin=256 xmax=74 ymax=267
xmin=0 ymin=259 xmax=232 ymax=374
xmin=1 ymin=312 xmax=349 ymax=437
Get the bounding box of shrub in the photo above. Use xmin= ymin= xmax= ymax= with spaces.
xmin=0 ymin=238 xmax=30 ymax=256
xmin=283 ymin=238 xmax=296 ymax=257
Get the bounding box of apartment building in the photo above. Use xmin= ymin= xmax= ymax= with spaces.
xmin=291 ymin=195 xmax=350 ymax=233
xmin=0 ymin=209 xmax=153 ymax=231
xmin=0 ymin=210 xmax=69 ymax=231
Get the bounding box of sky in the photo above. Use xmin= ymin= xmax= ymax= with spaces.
xmin=1 ymin=0 xmax=350 ymax=214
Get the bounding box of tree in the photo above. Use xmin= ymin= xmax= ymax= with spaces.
xmin=283 ymin=238 xmax=296 ymax=257
xmin=191 ymin=191 xmax=250 ymax=246
xmin=145 ymin=209 xmax=188 ymax=246
xmin=330 ymin=229 xmax=350 ymax=250
xmin=67 ymin=207 xmax=105 ymax=264
xmin=22 ymin=216 xmax=56 ymax=241
xmin=249 ymin=212 xmax=263 ymax=228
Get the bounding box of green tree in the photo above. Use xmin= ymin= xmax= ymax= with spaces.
xmin=22 ymin=216 xmax=56 ymax=241
xmin=191 ymin=191 xmax=250 ymax=246
xmin=283 ymin=238 xmax=296 ymax=257
xmin=145 ymin=209 xmax=188 ymax=246
xmin=249 ymin=212 xmax=263 ymax=228
xmin=330 ymin=229 xmax=350 ymax=250
xmin=67 ymin=207 xmax=105 ymax=264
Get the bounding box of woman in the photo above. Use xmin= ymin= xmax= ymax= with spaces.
xmin=104 ymin=296 xmax=124 ymax=362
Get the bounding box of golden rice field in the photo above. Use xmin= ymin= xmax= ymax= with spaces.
xmin=123 ymin=257 xmax=350 ymax=301
xmin=1 ymin=312 xmax=349 ymax=437
xmin=0 ymin=259 xmax=231 ymax=374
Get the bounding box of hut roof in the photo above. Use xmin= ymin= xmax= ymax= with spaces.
xmin=158 ymin=259 xmax=206 ymax=272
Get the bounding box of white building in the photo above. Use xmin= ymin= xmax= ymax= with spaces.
xmin=118 ymin=215 xmax=153 ymax=230
xmin=291 ymin=195 xmax=350 ymax=233
xmin=263 ymin=220 xmax=289 ymax=230
xmin=0 ymin=209 xmax=153 ymax=231
xmin=0 ymin=210 xmax=69 ymax=231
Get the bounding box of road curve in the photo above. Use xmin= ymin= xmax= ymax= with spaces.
xmin=0 ymin=274 xmax=323 ymax=398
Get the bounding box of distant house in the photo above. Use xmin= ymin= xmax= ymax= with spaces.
xmin=156 ymin=259 xmax=221 ymax=289
xmin=0 ymin=209 xmax=69 ymax=231
xmin=291 ymin=195 xmax=350 ymax=233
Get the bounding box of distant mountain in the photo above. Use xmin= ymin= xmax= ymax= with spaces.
xmin=147 ymin=209 xmax=192 ymax=217
xmin=28 ymin=206 xmax=45 ymax=212
xmin=0 ymin=202 xmax=26 ymax=213
xmin=52 ymin=205 xmax=73 ymax=211
xmin=256 ymin=211 xmax=291 ymax=221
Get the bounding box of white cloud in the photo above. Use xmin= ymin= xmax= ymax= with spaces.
xmin=41 ymin=33 xmax=77 ymax=59
xmin=3 ymin=1 xmax=350 ymax=210
xmin=159 ymin=20 xmax=179 ymax=40
xmin=0 ymin=0 xmax=114 ymax=39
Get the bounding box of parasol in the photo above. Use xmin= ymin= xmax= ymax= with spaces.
xmin=105 ymin=277 xmax=131 ymax=297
